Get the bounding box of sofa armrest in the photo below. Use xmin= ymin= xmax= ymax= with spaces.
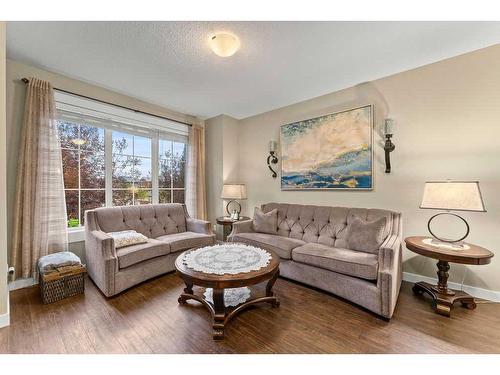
xmin=377 ymin=234 xmax=403 ymax=318
xmin=88 ymin=230 xmax=117 ymax=259
xmin=186 ymin=218 xmax=213 ymax=235
xmin=378 ymin=234 xmax=401 ymax=273
xmin=228 ymin=219 xmax=254 ymax=239
xmin=84 ymin=227 xmax=118 ymax=297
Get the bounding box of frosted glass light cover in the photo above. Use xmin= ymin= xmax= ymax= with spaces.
xmin=209 ymin=33 xmax=240 ymax=57
xmin=269 ymin=141 xmax=277 ymax=152
xmin=420 ymin=181 xmax=485 ymax=212
xmin=384 ymin=119 xmax=394 ymax=135
xmin=221 ymin=184 xmax=247 ymax=199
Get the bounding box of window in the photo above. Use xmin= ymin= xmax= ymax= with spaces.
xmin=159 ymin=138 xmax=186 ymax=204
xmin=112 ymin=131 xmax=152 ymax=205
xmin=59 ymin=121 xmax=106 ymax=227
xmin=55 ymin=91 xmax=189 ymax=229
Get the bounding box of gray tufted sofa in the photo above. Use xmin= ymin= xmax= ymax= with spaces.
xmin=85 ymin=203 xmax=215 ymax=297
xmin=228 ymin=202 xmax=402 ymax=319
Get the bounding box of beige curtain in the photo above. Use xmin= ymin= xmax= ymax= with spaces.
xmin=185 ymin=120 xmax=207 ymax=220
xmin=11 ymin=78 xmax=68 ymax=279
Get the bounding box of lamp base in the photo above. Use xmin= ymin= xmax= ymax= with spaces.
xmin=225 ymin=200 xmax=241 ymax=218
xmin=422 ymin=237 xmax=470 ymax=251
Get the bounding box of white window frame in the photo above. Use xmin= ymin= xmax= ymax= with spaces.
xmin=55 ymin=91 xmax=189 ymax=242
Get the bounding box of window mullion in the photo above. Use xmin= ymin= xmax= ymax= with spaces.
xmin=152 ymin=132 xmax=159 ymax=204
xmin=105 ymin=129 xmax=113 ymax=207
xmin=77 ymin=125 xmax=82 ymax=226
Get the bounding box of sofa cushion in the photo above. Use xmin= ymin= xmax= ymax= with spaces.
xmin=253 ymin=207 xmax=278 ymax=235
xmin=156 ymin=231 xmax=215 ymax=253
xmin=230 ymin=232 xmax=305 ymax=259
xmin=292 ymin=243 xmax=379 ymax=280
xmin=108 ymin=230 xmax=149 ymax=249
xmin=116 ymin=238 xmax=170 ymax=269
xmin=347 ymin=217 xmax=387 ymax=254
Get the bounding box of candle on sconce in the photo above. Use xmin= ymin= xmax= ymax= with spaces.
xmin=384 ymin=119 xmax=395 ymax=135
xmin=269 ymin=140 xmax=278 ymax=153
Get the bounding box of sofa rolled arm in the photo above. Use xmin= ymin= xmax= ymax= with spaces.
xmin=228 ymin=219 xmax=254 ymax=240
xmin=186 ymin=218 xmax=213 ymax=235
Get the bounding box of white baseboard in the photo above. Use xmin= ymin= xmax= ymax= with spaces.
xmin=403 ymin=272 xmax=500 ymax=303
xmin=0 ymin=297 xmax=10 ymax=328
xmin=8 ymin=277 xmax=36 ymax=291
xmin=6 ymin=273 xmax=500 ymax=303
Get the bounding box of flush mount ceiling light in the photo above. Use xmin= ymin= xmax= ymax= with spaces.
xmin=209 ymin=33 xmax=240 ymax=57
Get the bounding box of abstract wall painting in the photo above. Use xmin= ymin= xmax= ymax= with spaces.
xmin=280 ymin=105 xmax=373 ymax=190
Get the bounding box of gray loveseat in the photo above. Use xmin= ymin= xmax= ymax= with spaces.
xmin=85 ymin=204 xmax=215 ymax=297
xmin=228 ymin=202 xmax=402 ymax=319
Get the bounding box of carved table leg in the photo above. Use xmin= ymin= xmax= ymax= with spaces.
xmin=212 ymin=288 xmax=226 ymax=340
xmin=266 ymin=268 xmax=280 ymax=307
xmin=412 ymin=259 xmax=477 ymax=317
xmin=434 ymin=260 xmax=455 ymax=296
xmin=178 ymin=281 xmax=193 ymax=304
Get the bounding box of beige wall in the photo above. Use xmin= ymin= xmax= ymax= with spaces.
xmin=5 ymin=59 xmax=197 ymax=264
xmin=205 ymin=114 xmax=240 ymax=239
xmin=205 ymin=114 xmax=241 ymax=221
xmin=0 ymin=22 xmax=8 ymax=322
xmin=238 ymin=44 xmax=500 ymax=291
xmin=205 ymin=115 xmax=225 ymax=228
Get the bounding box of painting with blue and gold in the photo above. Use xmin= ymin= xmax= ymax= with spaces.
xmin=280 ymin=105 xmax=373 ymax=190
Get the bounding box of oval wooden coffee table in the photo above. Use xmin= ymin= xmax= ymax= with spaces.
xmin=175 ymin=245 xmax=280 ymax=340
xmin=405 ymin=236 xmax=494 ymax=317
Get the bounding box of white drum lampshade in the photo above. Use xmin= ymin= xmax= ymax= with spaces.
xmin=221 ymin=184 xmax=247 ymax=218
xmin=221 ymin=184 xmax=247 ymax=200
xmin=420 ymin=181 xmax=486 ymax=247
xmin=420 ymin=181 xmax=485 ymax=212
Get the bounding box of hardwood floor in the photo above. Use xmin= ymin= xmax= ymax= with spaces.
xmin=1 ymin=273 xmax=499 ymax=353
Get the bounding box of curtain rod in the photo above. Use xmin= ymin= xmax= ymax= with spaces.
xmin=20 ymin=78 xmax=192 ymax=127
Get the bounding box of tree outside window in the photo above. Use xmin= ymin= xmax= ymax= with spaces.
xmin=159 ymin=139 xmax=185 ymax=203
xmin=112 ymin=131 xmax=152 ymax=206
xmin=59 ymin=121 xmax=105 ymax=227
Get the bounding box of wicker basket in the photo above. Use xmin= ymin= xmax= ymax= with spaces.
xmin=39 ymin=265 xmax=86 ymax=304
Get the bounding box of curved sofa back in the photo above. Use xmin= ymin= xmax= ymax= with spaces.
xmin=88 ymin=203 xmax=188 ymax=238
xmin=261 ymin=202 xmax=401 ymax=248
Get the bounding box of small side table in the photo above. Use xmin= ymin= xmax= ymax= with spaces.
xmin=405 ymin=236 xmax=493 ymax=317
xmin=216 ymin=216 xmax=251 ymax=241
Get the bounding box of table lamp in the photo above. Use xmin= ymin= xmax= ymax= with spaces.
xmin=221 ymin=184 xmax=247 ymax=219
xmin=420 ymin=181 xmax=486 ymax=249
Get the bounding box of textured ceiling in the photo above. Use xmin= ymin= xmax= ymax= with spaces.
xmin=6 ymin=21 xmax=500 ymax=119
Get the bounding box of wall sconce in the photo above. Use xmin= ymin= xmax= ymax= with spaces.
xmin=384 ymin=119 xmax=396 ymax=173
xmin=267 ymin=140 xmax=278 ymax=178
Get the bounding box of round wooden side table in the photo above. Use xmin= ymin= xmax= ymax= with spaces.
xmin=216 ymin=216 xmax=251 ymax=241
xmin=405 ymin=236 xmax=494 ymax=317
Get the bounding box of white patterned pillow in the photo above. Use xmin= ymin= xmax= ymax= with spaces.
xmin=107 ymin=230 xmax=148 ymax=249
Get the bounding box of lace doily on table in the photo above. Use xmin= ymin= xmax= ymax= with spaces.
xmin=204 ymin=287 xmax=251 ymax=307
xmin=183 ymin=243 xmax=271 ymax=275
xmin=422 ymin=237 xmax=470 ymax=251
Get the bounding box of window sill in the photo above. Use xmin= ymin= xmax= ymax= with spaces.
xmin=68 ymin=228 xmax=85 ymax=243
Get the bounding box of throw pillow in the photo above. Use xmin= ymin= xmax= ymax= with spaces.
xmin=253 ymin=207 xmax=278 ymax=235
xmin=347 ymin=217 xmax=388 ymax=254
xmin=107 ymin=230 xmax=149 ymax=249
